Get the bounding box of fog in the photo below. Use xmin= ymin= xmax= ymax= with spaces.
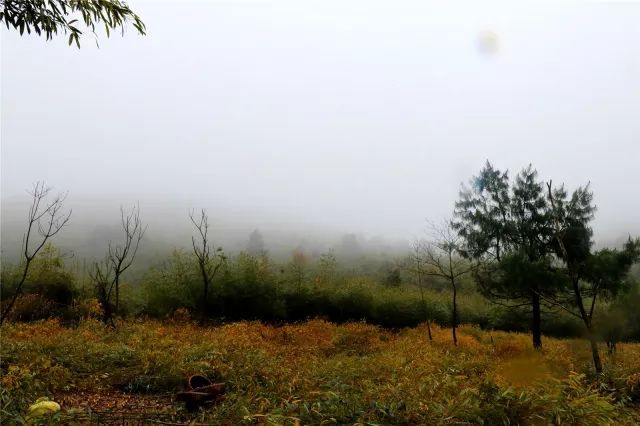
xmin=2 ymin=1 xmax=640 ymax=260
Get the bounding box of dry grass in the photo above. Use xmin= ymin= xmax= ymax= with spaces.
xmin=1 ymin=319 xmax=639 ymax=424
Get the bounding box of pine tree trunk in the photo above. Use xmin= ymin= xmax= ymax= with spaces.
xmin=451 ymin=281 xmax=458 ymax=346
xmin=570 ymin=279 xmax=603 ymax=374
xmin=588 ymin=329 xmax=603 ymax=374
xmin=531 ymin=291 xmax=542 ymax=349
xmin=419 ymin=286 xmax=432 ymax=341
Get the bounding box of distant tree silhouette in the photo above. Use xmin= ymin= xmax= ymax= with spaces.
xmin=317 ymin=251 xmax=337 ymax=284
xmin=288 ymin=247 xmax=307 ymax=290
xmin=247 ymin=229 xmax=265 ymax=256
xmin=340 ymin=233 xmax=361 ymax=258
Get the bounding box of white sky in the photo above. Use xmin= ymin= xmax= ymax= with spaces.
xmin=2 ymin=0 xmax=639 ymax=243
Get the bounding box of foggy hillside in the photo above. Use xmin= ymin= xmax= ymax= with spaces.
xmin=2 ymin=190 xmax=636 ymax=270
xmin=0 ymin=194 xmax=410 ymax=266
xmin=2 ymin=2 xmax=639 ymax=256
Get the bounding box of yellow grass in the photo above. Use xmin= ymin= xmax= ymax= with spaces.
xmin=1 ymin=319 xmax=639 ymax=424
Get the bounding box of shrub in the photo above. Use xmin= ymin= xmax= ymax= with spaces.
xmin=142 ymin=250 xmax=200 ymax=317
xmin=3 ymin=293 xmax=58 ymax=322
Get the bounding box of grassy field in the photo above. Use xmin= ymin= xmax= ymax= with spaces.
xmin=1 ymin=319 xmax=639 ymax=425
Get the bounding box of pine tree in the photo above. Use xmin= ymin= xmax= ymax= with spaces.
xmin=454 ymin=163 xmax=556 ymax=349
xmin=547 ymin=182 xmax=640 ymax=372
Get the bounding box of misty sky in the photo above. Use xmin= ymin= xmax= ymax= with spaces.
xmin=2 ymin=1 xmax=639 ymax=244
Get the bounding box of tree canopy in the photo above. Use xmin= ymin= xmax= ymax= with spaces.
xmin=453 ymin=162 xmax=562 ymax=349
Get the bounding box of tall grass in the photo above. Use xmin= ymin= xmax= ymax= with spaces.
xmin=1 ymin=319 xmax=638 ymax=424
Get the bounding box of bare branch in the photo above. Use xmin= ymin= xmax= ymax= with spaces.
xmin=531 ymin=288 xmax=584 ymax=320
xmin=485 ymin=298 xmax=534 ymax=309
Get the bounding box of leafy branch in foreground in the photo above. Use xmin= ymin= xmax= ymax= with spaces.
xmin=0 ymin=0 xmax=145 ymax=47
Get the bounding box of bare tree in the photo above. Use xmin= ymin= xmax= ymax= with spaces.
xmin=90 ymin=204 xmax=145 ymax=324
xmin=408 ymin=241 xmax=432 ymax=341
xmin=90 ymin=257 xmax=115 ymax=326
xmin=189 ymin=209 xmax=225 ymax=320
xmin=109 ymin=204 xmax=145 ymax=315
xmin=421 ymin=220 xmax=474 ymax=346
xmin=0 ymin=182 xmax=71 ymax=324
